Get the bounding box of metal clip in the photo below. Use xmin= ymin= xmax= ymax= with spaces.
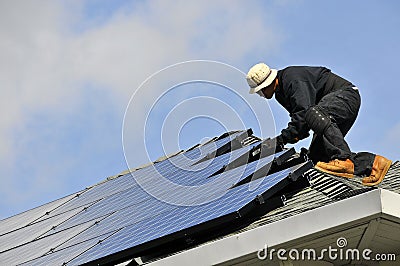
xmin=256 ymin=194 xmax=265 ymax=204
xmin=281 ymin=194 xmax=287 ymax=205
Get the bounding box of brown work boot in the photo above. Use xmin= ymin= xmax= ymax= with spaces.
xmin=315 ymin=159 xmax=354 ymax=178
xmin=362 ymin=155 xmax=392 ymax=186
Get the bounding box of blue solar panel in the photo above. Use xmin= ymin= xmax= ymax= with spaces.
xmin=67 ymin=163 xmax=305 ymax=265
xmin=0 ymin=130 xmax=311 ymax=265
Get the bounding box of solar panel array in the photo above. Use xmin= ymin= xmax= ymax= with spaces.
xmin=0 ymin=130 xmax=311 ymax=265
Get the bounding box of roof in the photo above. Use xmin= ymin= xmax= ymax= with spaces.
xmin=0 ymin=129 xmax=399 ymax=266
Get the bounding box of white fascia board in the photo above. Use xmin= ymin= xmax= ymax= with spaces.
xmin=148 ymin=189 xmax=400 ymax=266
xmin=381 ymin=189 xmax=400 ymax=221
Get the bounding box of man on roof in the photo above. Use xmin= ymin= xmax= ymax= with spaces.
xmin=246 ymin=63 xmax=391 ymax=186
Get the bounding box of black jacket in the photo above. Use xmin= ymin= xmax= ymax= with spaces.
xmin=275 ymin=66 xmax=353 ymax=144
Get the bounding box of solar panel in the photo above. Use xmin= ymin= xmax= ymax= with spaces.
xmin=0 ymin=130 xmax=311 ymax=265
xmin=68 ymin=162 xmax=311 ymax=266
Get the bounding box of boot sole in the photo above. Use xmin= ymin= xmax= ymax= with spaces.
xmin=362 ymin=160 xmax=392 ymax=186
xmin=314 ymin=165 xmax=354 ymax=178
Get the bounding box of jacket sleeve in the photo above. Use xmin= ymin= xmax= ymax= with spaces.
xmin=280 ymin=80 xmax=312 ymax=144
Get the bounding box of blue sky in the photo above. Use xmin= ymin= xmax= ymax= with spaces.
xmin=1 ymin=0 xmax=400 ymax=219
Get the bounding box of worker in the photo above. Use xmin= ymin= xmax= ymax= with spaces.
xmin=246 ymin=63 xmax=391 ymax=186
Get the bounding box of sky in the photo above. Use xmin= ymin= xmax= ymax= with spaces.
xmin=1 ymin=0 xmax=400 ymax=219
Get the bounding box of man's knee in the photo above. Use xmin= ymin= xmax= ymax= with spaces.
xmin=305 ymin=106 xmax=331 ymax=135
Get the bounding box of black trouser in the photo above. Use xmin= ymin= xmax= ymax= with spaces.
xmin=308 ymin=86 xmax=375 ymax=176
